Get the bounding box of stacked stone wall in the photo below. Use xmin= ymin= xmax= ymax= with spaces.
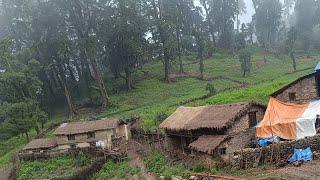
xmin=275 ymin=75 xmax=318 ymax=103
xmin=233 ymin=135 xmax=320 ymax=169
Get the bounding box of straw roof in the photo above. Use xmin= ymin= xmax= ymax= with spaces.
xmin=160 ymin=102 xmax=264 ymax=131
xmin=23 ymin=138 xmax=57 ymax=150
xmin=189 ymin=135 xmax=228 ymax=154
xmin=53 ymin=119 xmax=120 ymax=135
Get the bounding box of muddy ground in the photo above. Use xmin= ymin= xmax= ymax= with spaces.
xmin=240 ymin=160 xmax=320 ymax=180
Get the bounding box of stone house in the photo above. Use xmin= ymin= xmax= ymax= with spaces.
xmin=159 ymin=101 xmax=266 ymax=160
xmin=22 ymin=119 xmax=131 ymax=153
xmin=271 ymin=62 xmax=320 ymax=103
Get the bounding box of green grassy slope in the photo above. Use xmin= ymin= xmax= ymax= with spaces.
xmin=0 ymin=50 xmax=318 ymax=174
xmin=99 ymin=50 xmax=318 ymax=130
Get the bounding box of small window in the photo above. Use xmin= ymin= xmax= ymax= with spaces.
xmin=219 ymin=148 xmax=226 ymax=155
xmin=316 ymin=115 xmax=320 ymax=129
xmin=248 ymin=111 xmax=257 ymax=128
xmin=289 ymin=92 xmax=296 ymax=101
xmin=70 ymin=144 xmax=76 ymax=149
xmin=67 ymin=135 xmax=75 ymax=141
xmin=87 ymin=132 xmax=95 ymax=139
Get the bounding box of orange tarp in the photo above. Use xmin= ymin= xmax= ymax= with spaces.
xmin=256 ymin=98 xmax=309 ymax=140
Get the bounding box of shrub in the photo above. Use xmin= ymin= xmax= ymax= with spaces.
xmin=238 ymin=49 xmax=252 ymax=77
xmin=75 ymin=151 xmax=91 ymax=166
xmin=206 ymin=83 xmax=216 ymax=96
xmin=155 ymin=112 xmax=168 ymax=122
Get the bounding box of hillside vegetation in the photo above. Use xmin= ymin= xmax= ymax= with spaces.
xmin=99 ymin=50 xmax=318 ymax=130
xmin=0 ymin=51 xmax=318 ymax=178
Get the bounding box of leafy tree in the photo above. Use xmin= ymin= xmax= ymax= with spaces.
xmin=0 ymin=39 xmax=45 ymax=140
xmin=245 ymin=22 xmax=255 ymax=45
xmin=235 ymin=24 xmax=246 ymax=51
xmin=206 ymin=83 xmax=216 ymax=96
xmin=105 ymin=0 xmax=148 ymax=90
xmin=286 ymin=27 xmax=298 ymax=71
xmin=147 ymin=0 xmax=177 ymax=82
xmin=173 ymin=0 xmax=195 ymax=73
xmin=200 ymin=0 xmax=238 ymax=50
xmin=236 ymin=0 xmax=247 ymax=33
xmin=253 ymin=0 xmax=282 ymax=61
xmin=238 ymin=49 xmax=252 ymax=77
xmin=1 ymin=101 xmax=41 ymax=141
xmin=294 ymin=0 xmax=317 ymax=55
xmin=192 ymin=7 xmax=206 ymax=80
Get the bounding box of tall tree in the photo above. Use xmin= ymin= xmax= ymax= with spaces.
xmin=148 ymin=0 xmax=177 ymax=82
xmin=104 ymin=0 xmax=148 ymax=90
xmin=236 ymin=0 xmax=247 ymax=33
xmin=192 ymin=7 xmax=207 ymax=80
xmin=254 ymin=0 xmax=282 ymax=62
xmin=0 ymin=39 xmax=44 ymax=140
xmin=294 ymin=0 xmax=317 ymax=55
xmin=59 ymin=0 xmax=110 ymax=107
xmin=286 ymin=27 xmax=298 ymax=71
xmin=173 ymin=0 xmax=195 ymax=73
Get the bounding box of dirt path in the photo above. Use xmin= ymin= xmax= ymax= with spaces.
xmin=124 ymin=140 xmax=155 ymax=180
xmin=244 ymin=160 xmax=320 ymax=180
xmin=0 ymin=164 xmax=12 ymax=180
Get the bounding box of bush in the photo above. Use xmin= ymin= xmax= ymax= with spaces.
xmin=94 ymin=160 xmax=130 ymax=179
xmin=206 ymin=83 xmax=216 ymax=96
xmin=144 ymin=152 xmax=191 ymax=178
xmin=155 ymin=112 xmax=168 ymax=122
xmin=75 ymin=151 xmax=91 ymax=166
xmin=238 ymin=49 xmax=252 ymax=77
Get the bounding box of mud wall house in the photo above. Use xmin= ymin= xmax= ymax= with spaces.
xmin=53 ymin=119 xmax=131 ymax=151
xmin=271 ymin=62 xmax=320 ymax=103
xmin=22 ymin=138 xmax=58 ymax=153
xmin=159 ymin=102 xmax=266 ymax=160
xmin=22 ymin=119 xmax=131 ymax=154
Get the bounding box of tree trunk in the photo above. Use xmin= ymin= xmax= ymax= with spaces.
xmin=176 ymin=29 xmax=183 ymax=74
xmin=90 ymin=58 xmax=110 ymax=107
xmin=63 ymin=83 xmax=75 ymax=118
xmin=237 ymin=14 xmax=240 ymax=33
xmin=52 ymin=67 xmax=76 ymax=118
xmin=67 ymin=62 xmax=80 ymax=96
xmin=243 ymin=70 xmax=246 ymax=77
xmin=200 ymin=57 xmax=204 ymax=80
xmin=290 ymin=51 xmax=297 ymax=71
xmin=125 ymin=68 xmax=133 ymax=90
xmin=25 ymin=131 xmax=29 ymax=142
xmin=264 ymin=47 xmax=267 ymax=63
xmin=164 ymin=51 xmax=171 ymax=83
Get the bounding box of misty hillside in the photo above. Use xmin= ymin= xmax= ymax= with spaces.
xmin=1 ymin=0 xmax=320 ymax=179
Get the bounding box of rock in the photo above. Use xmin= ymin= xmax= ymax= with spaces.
xmin=171 ymin=175 xmax=183 ymax=180
xmin=159 ymin=176 xmax=165 ymax=180
xmin=189 ymin=176 xmax=198 ymax=180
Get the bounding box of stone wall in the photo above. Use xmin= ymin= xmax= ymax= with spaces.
xmin=275 ymin=75 xmax=318 ymax=103
xmin=227 ymin=106 xmax=265 ymax=135
xmin=221 ymin=129 xmax=256 ymax=161
xmin=233 ymin=135 xmax=320 ymax=169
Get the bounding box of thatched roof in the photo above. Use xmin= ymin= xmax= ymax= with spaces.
xmin=159 ymin=101 xmax=265 ymax=131
xmin=53 ymin=119 xmax=120 ymax=135
xmin=23 ymin=138 xmax=57 ymax=150
xmin=189 ymin=135 xmax=229 ymax=154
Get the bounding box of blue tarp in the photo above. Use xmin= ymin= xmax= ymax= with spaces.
xmin=288 ymin=147 xmax=313 ymax=163
xmin=257 ymin=136 xmax=280 ymax=147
